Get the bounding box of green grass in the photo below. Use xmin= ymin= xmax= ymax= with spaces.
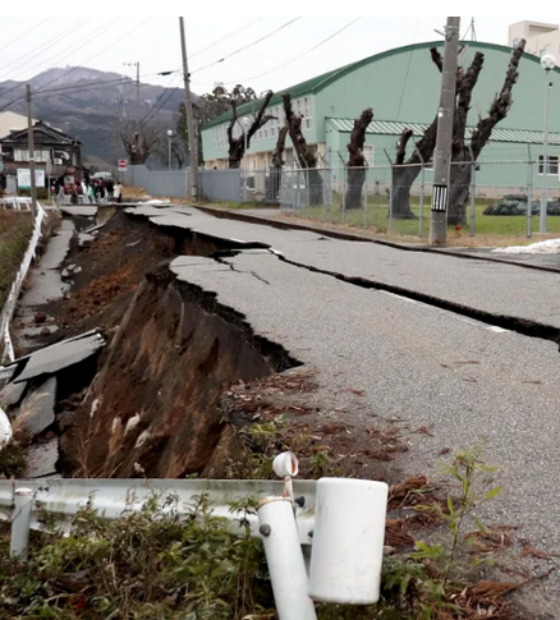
xmin=0 ymin=212 xmax=34 ymax=309
xmin=292 ymin=194 xmax=560 ymax=240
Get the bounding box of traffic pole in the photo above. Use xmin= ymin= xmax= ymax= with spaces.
xmin=429 ymin=17 xmax=460 ymax=246
xmin=26 ymin=85 xmax=38 ymax=218
xmin=179 ymin=17 xmax=199 ymax=204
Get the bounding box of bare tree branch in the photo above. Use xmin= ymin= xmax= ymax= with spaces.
xmin=272 ymin=123 xmax=289 ymax=170
xmin=227 ymin=91 xmax=275 ymax=168
xmin=395 ymin=128 xmax=414 ymax=165
xmin=454 ymin=51 xmax=485 ymax=145
xmin=470 ymin=39 xmax=526 ymax=159
xmin=347 ymin=108 xmax=373 ymax=167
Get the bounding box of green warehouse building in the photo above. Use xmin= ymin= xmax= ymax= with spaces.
xmin=200 ymin=40 xmax=560 ymax=200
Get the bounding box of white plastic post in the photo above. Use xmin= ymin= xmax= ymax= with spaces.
xmin=308 ymin=478 xmax=389 ymax=605
xmin=11 ymin=488 xmax=34 ymax=559
xmin=258 ymin=497 xmax=317 ymax=620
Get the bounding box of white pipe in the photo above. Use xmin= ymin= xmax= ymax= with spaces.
xmin=308 ymin=478 xmax=389 ymax=605
xmin=10 ymin=488 xmax=34 ymax=559
xmin=258 ymin=497 xmax=317 ymax=620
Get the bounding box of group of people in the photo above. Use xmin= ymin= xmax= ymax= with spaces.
xmin=53 ymin=177 xmax=123 ymax=205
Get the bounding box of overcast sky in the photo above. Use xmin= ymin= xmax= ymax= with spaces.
xmin=1 ymin=14 xmax=558 ymax=96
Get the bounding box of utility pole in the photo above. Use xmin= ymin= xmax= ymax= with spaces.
xmin=429 ymin=17 xmax=460 ymax=246
xmin=124 ymin=62 xmax=140 ymax=129
xmin=26 ymin=84 xmax=37 ymax=218
xmin=179 ymin=17 xmax=199 ymax=203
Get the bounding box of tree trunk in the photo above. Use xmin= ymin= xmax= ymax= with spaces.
xmin=264 ymin=123 xmax=288 ymax=204
xmin=391 ymin=164 xmax=422 ymax=219
xmin=448 ymin=151 xmax=472 ymax=226
xmin=283 ymin=93 xmax=323 ymax=206
xmin=345 ymin=167 xmax=367 ymax=209
xmin=345 ymin=108 xmax=373 ymax=209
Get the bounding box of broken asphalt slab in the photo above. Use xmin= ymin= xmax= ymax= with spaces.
xmin=11 ymin=331 xmax=106 ymax=384
xmin=60 ymin=206 xmax=98 ymax=217
xmin=136 ymin=206 xmax=560 ymax=335
xmin=13 ymin=375 xmax=57 ymax=436
xmin=24 ymin=437 xmax=59 ymax=478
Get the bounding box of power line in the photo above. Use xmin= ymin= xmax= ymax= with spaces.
xmin=396 ymin=17 xmax=421 ymax=121
xmin=12 ymin=19 xmax=119 ymax=84
xmin=137 ymin=72 xmax=182 ymax=129
xmin=190 ymin=18 xmax=263 ymax=59
xmin=35 ymin=18 xmax=153 ymax=93
xmin=0 ymin=17 xmax=51 ymax=54
xmin=192 ymin=18 xmax=302 ymax=74
xmin=0 ymin=18 xmax=90 ymax=80
xmin=0 ymin=19 xmax=154 ymax=114
xmin=228 ymin=18 xmax=360 ymax=83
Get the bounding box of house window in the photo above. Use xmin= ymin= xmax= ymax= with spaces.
xmin=538 ymin=155 xmax=559 ymax=175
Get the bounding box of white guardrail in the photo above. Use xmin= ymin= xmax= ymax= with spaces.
xmin=0 ymin=200 xmax=46 ymax=364
xmin=0 ymin=453 xmax=389 ymax=620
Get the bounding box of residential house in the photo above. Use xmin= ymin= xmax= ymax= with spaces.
xmin=0 ymin=120 xmax=83 ymax=194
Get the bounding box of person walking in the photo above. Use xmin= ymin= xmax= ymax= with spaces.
xmin=114 ymin=180 xmax=122 ymax=204
xmin=87 ymin=183 xmax=95 ymax=204
xmin=106 ymin=177 xmax=114 ymax=200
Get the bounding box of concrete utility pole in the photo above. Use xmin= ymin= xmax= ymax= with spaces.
xmin=429 ymin=17 xmax=460 ymax=246
xmin=26 ymin=84 xmax=37 ymax=217
xmin=179 ymin=16 xmax=199 ymax=203
xmin=124 ymin=62 xmax=140 ymax=129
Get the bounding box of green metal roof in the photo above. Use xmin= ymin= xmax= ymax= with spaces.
xmin=201 ymin=40 xmax=560 ymax=131
xmin=327 ymin=118 xmax=560 ymax=145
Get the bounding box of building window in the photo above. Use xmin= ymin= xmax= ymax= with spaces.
xmin=538 ymin=155 xmax=559 ymax=175
xmin=363 ymin=145 xmax=374 ymax=165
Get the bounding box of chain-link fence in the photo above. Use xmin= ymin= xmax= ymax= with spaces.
xmin=124 ymin=157 xmax=560 ymax=239
xmin=276 ymin=157 xmax=560 ymax=239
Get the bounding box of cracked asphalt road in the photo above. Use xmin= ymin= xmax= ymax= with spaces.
xmin=132 ymin=205 xmax=560 ymax=616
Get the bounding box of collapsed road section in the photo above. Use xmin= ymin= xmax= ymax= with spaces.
xmin=1 ymin=203 xmax=559 ymax=612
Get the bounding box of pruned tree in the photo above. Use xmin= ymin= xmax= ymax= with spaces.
xmin=283 ymin=93 xmax=323 ymax=205
xmin=177 ymin=83 xmax=258 ymax=163
xmin=120 ymin=123 xmax=160 ymax=165
xmin=392 ymin=40 xmax=525 ymax=222
xmin=264 ymin=122 xmax=289 ymax=204
xmin=227 ymin=90 xmax=275 ymax=169
xmin=345 ymin=108 xmax=373 ymax=209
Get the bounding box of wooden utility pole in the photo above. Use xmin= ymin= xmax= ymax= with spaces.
xmin=179 ymin=17 xmax=199 ymax=203
xmin=26 ymin=84 xmax=37 ymax=217
xmin=429 ymin=17 xmax=460 ymax=246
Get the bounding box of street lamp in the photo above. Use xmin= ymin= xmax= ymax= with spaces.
xmin=167 ymin=129 xmax=174 ymax=171
xmin=540 ymin=53 xmax=556 ymax=234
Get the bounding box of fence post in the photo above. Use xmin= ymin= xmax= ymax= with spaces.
xmin=383 ymin=149 xmax=393 ymax=234
xmin=527 ymin=145 xmax=533 ymax=238
xmin=468 ymin=145 xmax=476 ymax=237
xmin=415 ymin=147 xmax=425 ymax=237
xmin=363 ymin=173 xmax=368 ymax=228
xmin=342 ymin=167 xmax=346 ymax=224
xmin=10 ymin=488 xmax=33 ymax=559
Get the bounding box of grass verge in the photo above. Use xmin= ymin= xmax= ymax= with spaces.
xmin=0 ymin=212 xmax=34 ymax=310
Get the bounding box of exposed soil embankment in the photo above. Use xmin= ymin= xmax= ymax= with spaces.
xmin=50 ymin=211 xmax=299 ymax=478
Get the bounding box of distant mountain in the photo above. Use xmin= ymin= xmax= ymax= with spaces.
xmin=0 ymin=67 xmax=189 ymax=165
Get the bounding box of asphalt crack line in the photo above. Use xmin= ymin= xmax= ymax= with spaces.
xmin=265 ymin=251 xmax=560 ymax=350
